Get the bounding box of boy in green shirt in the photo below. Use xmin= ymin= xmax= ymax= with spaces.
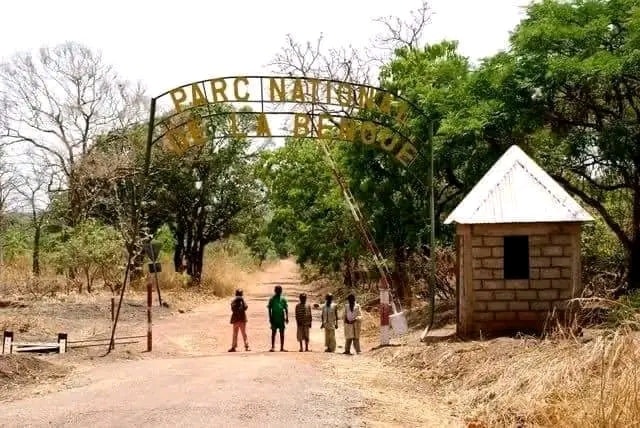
xmin=268 ymin=285 xmax=289 ymax=352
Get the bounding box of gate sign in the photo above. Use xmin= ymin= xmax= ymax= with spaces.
xmin=147 ymin=76 xmax=422 ymax=166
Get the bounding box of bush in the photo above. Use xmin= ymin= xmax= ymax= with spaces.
xmin=49 ymin=220 xmax=124 ymax=293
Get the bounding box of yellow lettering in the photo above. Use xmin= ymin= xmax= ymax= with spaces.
xmin=358 ymin=86 xmax=376 ymax=109
xmin=233 ymin=77 xmax=250 ymax=101
xmin=361 ymin=122 xmax=378 ymax=145
xmin=209 ymin=79 xmax=228 ymax=102
xmin=169 ymin=87 xmax=187 ymax=112
xmin=339 ymin=118 xmax=356 ymax=141
xmin=307 ymin=79 xmax=320 ymax=103
xmin=395 ymin=142 xmax=418 ymax=166
xmin=191 ymin=84 xmax=207 ymax=106
xmin=269 ymin=77 xmax=286 ymax=102
xmin=337 ymin=83 xmax=355 ymax=108
xmin=377 ymin=129 xmax=401 ymax=152
xmin=379 ymin=93 xmax=393 ymax=115
xmin=290 ymin=79 xmax=305 ymax=103
xmin=229 ymin=113 xmax=245 ymax=137
xmin=318 ymin=114 xmax=334 ymax=138
xmin=256 ymin=113 xmax=271 ymax=137
xmin=293 ymin=113 xmax=311 ymax=137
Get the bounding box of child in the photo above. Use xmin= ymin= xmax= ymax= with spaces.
xmin=295 ymin=293 xmax=312 ymax=352
xmin=343 ymin=293 xmax=362 ymax=355
xmin=320 ymin=293 xmax=339 ymax=352
xmin=228 ymin=289 xmax=249 ymax=352
xmin=267 ymin=285 xmax=289 ymax=352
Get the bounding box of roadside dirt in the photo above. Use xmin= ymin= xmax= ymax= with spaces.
xmin=1 ymin=259 xmax=458 ymax=427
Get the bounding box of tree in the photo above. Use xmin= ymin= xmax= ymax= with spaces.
xmin=257 ymin=139 xmax=362 ymax=277
xmin=0 ymin=147 xmax=17 ymax=265
xmin=15 ymin=165 xmax=48 ymax=276
xmin=0 ymin=42 xmax=146 ymax=226
xmin=149 ymin=107 xmax=264 ymax=282
xmin=50 ymin=219 xmax=124 ymax=293
xmin=463 ymin=0 xmax=640 ymax=291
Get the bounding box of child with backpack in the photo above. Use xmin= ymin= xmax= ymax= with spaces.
xmin=229 ymin=289 xmax=250 ymax=352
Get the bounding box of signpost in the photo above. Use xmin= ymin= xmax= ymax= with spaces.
xmin=144 ymin=240 xmax=163 ymax=307
xmin=143 ymin=240 xmax=163 ymax=352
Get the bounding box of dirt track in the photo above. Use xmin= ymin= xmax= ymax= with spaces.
xmin=1 ymin=260 xmax=457 ymax=427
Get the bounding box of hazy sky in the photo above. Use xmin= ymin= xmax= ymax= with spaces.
xmin=0 ymin=0 xmax=531 ymax=96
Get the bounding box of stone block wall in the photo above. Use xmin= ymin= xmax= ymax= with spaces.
xmin=458 ymin=222 xmax=582 ymax=336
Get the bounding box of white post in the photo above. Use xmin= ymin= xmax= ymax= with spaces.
xmin=57 ymin=333 xmax=67 ymax=354
xmin=3 ymin=331 xmax=13 ymax=355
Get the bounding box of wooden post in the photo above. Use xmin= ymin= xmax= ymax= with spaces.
xmin=147 ymin=278 xmax=152 ymax=352
xmin=57 ymin=333 xmax=67 ymax=354
xmin=3 ymin=331 xmax=13 ymax=355
xmin=380 ymin=282 xmax=391 ymax=346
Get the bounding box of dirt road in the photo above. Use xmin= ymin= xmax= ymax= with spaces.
xmin=1 ymin=260 xmax=457 ymax=427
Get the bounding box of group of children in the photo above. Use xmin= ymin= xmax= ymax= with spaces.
xmin=228 ymin=286 xmax=363 ymax=354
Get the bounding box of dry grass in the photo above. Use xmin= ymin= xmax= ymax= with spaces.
xmin=372 ymin=328 xmax=640 ymax=427
xmin=148 ymin=250 xmax=255 ymax=299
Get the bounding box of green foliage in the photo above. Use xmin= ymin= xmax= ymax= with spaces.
xmin=608 ymin=290 xmax=640 ymax=329
xmin=154 ymin=224 xmax=175 ymax=255
xmin=49 ymin=219 xmax=124 ymax=292
xmin=1 ymin=217 xmax=31 ymax=261
xmin=258 ymin=139 xmax=361 ymax=272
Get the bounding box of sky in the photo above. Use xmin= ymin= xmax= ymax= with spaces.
xmin=0 ymin=0 xmax=531 ymax=97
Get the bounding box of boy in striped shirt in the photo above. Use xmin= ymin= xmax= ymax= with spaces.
xmin=295 ymin=293 xmax=312 ymax=352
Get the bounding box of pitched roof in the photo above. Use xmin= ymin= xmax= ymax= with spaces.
xmin=444 ymin=145 xmax=594 ymax=225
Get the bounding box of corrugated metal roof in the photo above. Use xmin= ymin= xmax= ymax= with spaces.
xmin=444 ymin=145 xmax=594 ymax=224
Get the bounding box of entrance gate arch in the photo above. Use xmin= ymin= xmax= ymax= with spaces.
xmin=109 ymin=75 xmax=436 ymax=351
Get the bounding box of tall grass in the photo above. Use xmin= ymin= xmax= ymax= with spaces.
xmin=373 ymin=327 xmax=640 ymax=427
xmin=149 ymin=238 xmax=260 ymax=298
xmin=1 ymin=237 xmax=261 ymax=300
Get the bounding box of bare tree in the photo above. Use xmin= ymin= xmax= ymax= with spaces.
xmin=373 ymin=0 xmax=432 ymax=54
xmin=15 ymin=164 xmax=49 ymax=276
xmin=0 ymin=41 xmax=147 ymax=226
xmin=270 ymin=1 xmax=431 ymax=82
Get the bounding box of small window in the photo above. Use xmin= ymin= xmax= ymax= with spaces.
xmin=504 ymin=235 xmax=529 ymax=280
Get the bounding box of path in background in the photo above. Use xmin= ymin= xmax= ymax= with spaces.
xmin=1 ymin=259 xmax=457 ymax=427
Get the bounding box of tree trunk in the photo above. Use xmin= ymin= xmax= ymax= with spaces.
xmin=392 ymin=245 xmax=412 ymax=306
xmin=186 ymin=241 xmax=205 ymax=283
xmin=32 ymin=224 xmax=41 ymax=276
xmin=628 ymin=188 xmax=640 ymax=291
xmin=174 ymin=227 xmax=185 ymax=272
xmin=343 ymin=253 xmax=354 ymax=287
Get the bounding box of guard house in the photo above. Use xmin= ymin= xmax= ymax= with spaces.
xmin=445 ymin=145 xmax=593 ymax=337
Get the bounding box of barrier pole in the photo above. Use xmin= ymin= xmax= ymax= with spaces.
xmin=147 ymin=277 xmax=152 ymax=352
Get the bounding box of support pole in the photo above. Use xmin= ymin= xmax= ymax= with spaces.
xmin=147 ymin=277 xmax=153 ymax=352
xmin=421 ymin=120 xmax=437 ymax=341
xmin=428 ymin=121 xmax=436 ymax=330
xmin=380 ymin=283 xmax=391 ymax=346
xmin=148 ymin=245 xmax=162 ymax=307
xmin=111 ymin=295 xmax=115 ymax=322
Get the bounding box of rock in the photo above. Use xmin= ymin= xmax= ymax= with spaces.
xmin=178 ymin=309 xmax=185 ymax=314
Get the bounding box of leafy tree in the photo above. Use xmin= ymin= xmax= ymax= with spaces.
xmin=459 ymin=0 xmax=640 ymax=291
xmin=50 ymin=219 xmax=123 ymax=293
xmin=148 ymin=107 xmax=264 ymax=281
xmin=258 ymin=139 xmax=362 ymax=278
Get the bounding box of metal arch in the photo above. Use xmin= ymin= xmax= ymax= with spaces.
xmin=150 ymin=75 xmax=424 ymax=113
xmin=106 ymin=74 xmax=438 ymax=353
